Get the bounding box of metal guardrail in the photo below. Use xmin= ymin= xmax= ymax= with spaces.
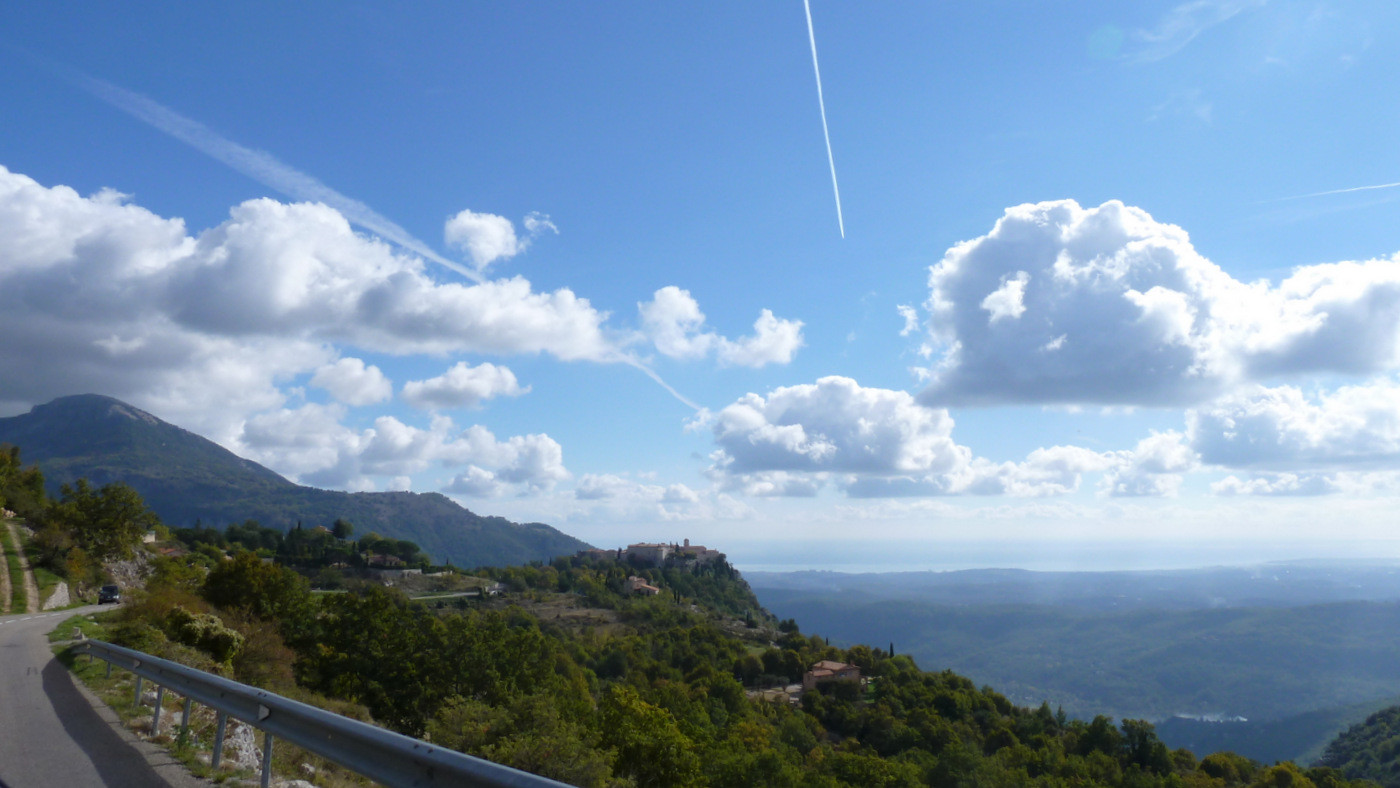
xmin=77 ymin=639 xmax=569 ymax=788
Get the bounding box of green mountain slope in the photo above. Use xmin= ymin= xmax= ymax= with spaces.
xmin=1318 ymin=705 xmax=1400 ymax=786
xmin=1157 ymin=696 xmax=1400 ymax=768
xmin=755 ymin=587 xmax=1400 ymax=763
xmin=0 ymin=394 xmax=590 ymax=567
xmin=755 ymin=589 xmax=1400 ymax=721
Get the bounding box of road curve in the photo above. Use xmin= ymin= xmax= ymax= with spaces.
xmin=0 ymin=606 xmax=209 ymax=787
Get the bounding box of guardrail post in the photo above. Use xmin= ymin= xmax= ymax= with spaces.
xmin=178 ymin=697 xmax=193 ymax=746
xmin=74 ymin=639 xmax=572 ymax=788
xmin=260 ymin=730 xmax=275 ymax=788
xmin=105 ymin=659 xmax=112 ymax=678
xmin=211 ymin=712 xmax=227 ymax=770
xmin=152 ymin=686 xmax=166 ymax=735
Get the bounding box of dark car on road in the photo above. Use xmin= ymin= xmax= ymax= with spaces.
xmin=98 ymin=584 xmax=120 ymax=604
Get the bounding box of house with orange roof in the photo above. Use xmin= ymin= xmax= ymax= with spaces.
xmin=802 ymin=660 xmax=861 ymax=691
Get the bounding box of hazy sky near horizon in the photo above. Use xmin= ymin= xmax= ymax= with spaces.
xmin=2 ymin=1 xmax=1400 ymax=568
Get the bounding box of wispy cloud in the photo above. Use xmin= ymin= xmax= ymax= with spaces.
xmin=803 ymin=0 xmax=844 ymax=238
xmin=74 ymin=73 xmax=483 ymax=282
xmin=1271 ymin=181 xmax=1400 ymax=202
xmin=1147 ymin=88 xmax=1213 ymax=124
xmin=1129 ymin=0 xmax=1268 ymax=63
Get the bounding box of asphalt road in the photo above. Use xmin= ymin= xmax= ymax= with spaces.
xmin=0 ymin=605 xmax=208 ymax=788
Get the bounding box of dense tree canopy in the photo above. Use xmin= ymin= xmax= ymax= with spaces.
xmin=1318 ymin=706 xmax=1400 ymax=787
xmin=0 ymin=445 xmax=45 ymax=521
xmin=202 ymin=551 xmax=314 ymax=638
xmin=50 ymin=479 xmax=159 ymax=561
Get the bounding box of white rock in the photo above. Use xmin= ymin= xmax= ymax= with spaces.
xmin=221 ymin=720 xmax=264 ymax=771
xmin=42 ymin=581 xmax=70 ymax=610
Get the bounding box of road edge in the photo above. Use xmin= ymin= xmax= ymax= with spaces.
xmin=43 ymin=609 xmax=215 ymax=788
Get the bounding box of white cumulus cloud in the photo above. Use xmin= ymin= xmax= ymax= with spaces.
xmin=575 ymin=473 xmax=701 ymax=508
xmin=1189 ymin=381 xmax=1400 ymax=469
xmin=444 ymin=208 xmax=558 ymax=272
xmin=639 ymin=286 xmax=715 ymax=359
xmin=707 ymin=376 xmax=1207 ymax=499
xmin=310 ymin=358 xmax=392 ymax=406
xmin=638 ymin=286 xmax=804 ymax=368
xmin=445 ymin=209 xmax=521 ymax=270
xmin=0 ymin=165 xmax=621 ymax=442
xmin=980 ymin=271 xmax=1031 ymax=323
xmin=239 ymin=406 xmax=568 ymax=496
xmin=897 ymin=305 xmax=920 ymax=336
xmin=711 ymin=376 xmax=967 ymax=477
xmin=1212 ymin=473 xmax=1340 ymax=496
xmin=920 ymin=199 xmax=1400 ymax=407
xmin=401 ymin=362 xmax=529 ymax=410
xmin=717 ymin=310 xmax=806 ymax=367
xmin=1100 ymin=431 xmax=1198 ymax=497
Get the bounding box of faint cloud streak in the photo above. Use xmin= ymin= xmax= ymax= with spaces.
xmin=74 ymin=73 xmax=483 ymax=283
xmin=1129 ymin=0 xmax=1268 ymax=63
xmin=1271 ymin=181 xmax=1400 ymax=202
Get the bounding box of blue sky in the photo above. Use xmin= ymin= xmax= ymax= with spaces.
xmin=3 ymin=1 xmax=1400 ymax=569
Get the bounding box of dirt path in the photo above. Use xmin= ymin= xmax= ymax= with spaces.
xmin=0 ymin=521 xmax=11 ymax=614
xmin=5 ymin=521 xmax=39 ymax=613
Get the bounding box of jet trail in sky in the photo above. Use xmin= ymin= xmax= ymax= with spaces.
xmin=1272 ymin=180 xmax=1400 ymax=202
xmin=804 ymin=0 xmax=845 ymax=238
xmin=611 ymin=353 xmax=705 ymax=413
xmin=76 ymin=74 xmax=483 ymax=283
xmin=72 ymin=71 xmax=706 ymax=412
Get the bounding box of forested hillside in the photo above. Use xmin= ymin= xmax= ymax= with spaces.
xmin=753 ymin=593 xmax=1400 ymax=723
xmin=753 ymin=574 xmax=1400 ymax=765
xmin=97 ymin=538 xmax=1377 ymax=787
xmin=1317 ymin=706 xmax=1400 ymax=787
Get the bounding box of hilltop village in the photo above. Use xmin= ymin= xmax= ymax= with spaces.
xmin=578 ymin=540 xmax=866 ymax=698
xmin=578 ymin=538 xmax=725 ymax=566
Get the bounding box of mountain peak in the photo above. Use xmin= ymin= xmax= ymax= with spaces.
xmin=34 ymin=394 xmax=163 ymax=426
xmin=0 ymin=394 xmax=591 ymax=567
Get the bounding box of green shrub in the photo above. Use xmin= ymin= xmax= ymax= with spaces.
xmin=165 ymin=606 xmax=243 ymax=662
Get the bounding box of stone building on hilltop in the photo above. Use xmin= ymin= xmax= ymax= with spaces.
xmin=803 ymin=660 xmax=862 ymax=691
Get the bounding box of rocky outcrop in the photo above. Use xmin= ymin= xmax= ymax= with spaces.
xmin=41 ymin=580 xmax=69 ymax=610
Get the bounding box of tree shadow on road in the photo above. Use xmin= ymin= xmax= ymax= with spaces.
xmin=43 ymin=651 xmax=189 ymax=787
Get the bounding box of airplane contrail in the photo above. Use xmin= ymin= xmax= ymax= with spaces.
xmin=74 ymin=74 xmax=483 ymax=283
xmin=68 ymin=69 xmax=707 ymax=412
xmin=611 ymin=353 xmax=706 ymax=413
xmin=804 ymin=0 xmax=845 ymax=238
xmin=1270 ymin=180 xmax=1400 ymax=203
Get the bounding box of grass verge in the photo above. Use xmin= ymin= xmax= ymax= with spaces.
xmin=52 ymin=613 xmax=256 ymax=784
xmin=19 ymin=529 xmax=61 ymax=602
xmin=32 ymin=564 xmax=62 ymax=603
xmin=48 ymin=611 xmax=114 ymax=643
xmin=2 ymin=524 xmax=25 ymax=613
xmin=53 ymin=613 xmax=370 ymax=786
xmin=20 ymin=530 xmax=92 ymax=610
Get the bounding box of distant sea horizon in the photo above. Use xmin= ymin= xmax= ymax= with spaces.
xmin=727 ymin=539 xmax=1400 ymax=575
